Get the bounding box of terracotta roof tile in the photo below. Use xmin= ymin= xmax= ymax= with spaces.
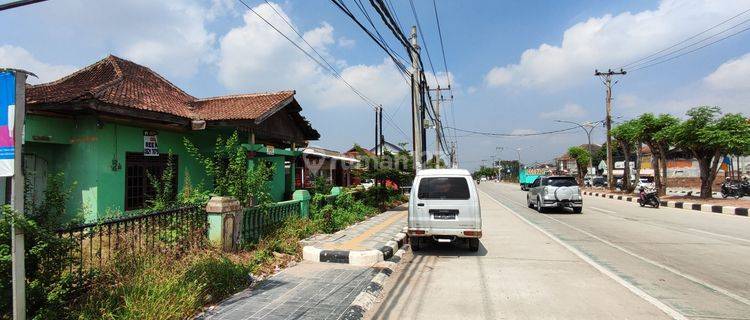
xmin=191 ymin=91 xmax=294 ymax=121
xmin=25 ymin=55 xmax=298 ymax=122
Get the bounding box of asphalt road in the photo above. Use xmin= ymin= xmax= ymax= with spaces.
xmin=368 ymin=182 xmax=750 ymax=320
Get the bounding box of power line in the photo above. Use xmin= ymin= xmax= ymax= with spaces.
xmin=240 ymin=0 xmax=410 ymax=141
xmin=630 ymin=23 xmax=750 ymax=72
xmin=621 ymin=7 xmax=750 ymax=69
xmin=0 ymin=0 xmax=47 ymax=11
xmin=447 ymin=125 xmax=582 ymax=137
xmin=352 ymin=0 xmax=409 ymax=65
xmin=408 ymin=0 xmax=440 ymax=87
xmin=330 ymin=0 xmax=410 ymax=75
xmin=431 ymin=0 xmax=457 ymax=147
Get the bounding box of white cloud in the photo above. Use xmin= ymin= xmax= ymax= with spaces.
xmin=0 ymin=45 xmax=77 ymax=84
xmin=703 ymin=52 xmax=750 ymax=91
xmin=11 ymin=0 xmax=220 ymax=80
xmin=484 ymin=0 xmax=748 ymax=90
xmin=622 ymin=52 xmax=750 ymax=116
xmin=218 ymin=2 xmax=409 ymax=109
xmin=338 ymin=37 xmax=356 ymax=48
xmin=539 ymin=103 xmax=587 ymax=119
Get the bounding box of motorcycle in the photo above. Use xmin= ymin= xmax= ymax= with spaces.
xmin=638 ymin=188 xmax=660 ymax=208
xmin=721 ymin=180 xmax=748 ymax=199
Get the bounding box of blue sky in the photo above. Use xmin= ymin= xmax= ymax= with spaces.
xmin=2 ymin=0 xmax=750 ymax=169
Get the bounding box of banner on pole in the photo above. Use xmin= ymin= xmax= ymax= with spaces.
xmin=0 ymin=71 xmax=15 ymax=177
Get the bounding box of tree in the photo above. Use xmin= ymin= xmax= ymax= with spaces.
xmin=473 ymin=166 xmax=497 ymax=180
xmin=567 ymin=146 xmax=591 ymax=186
xmin=612 ymin=120 xmax=641 ymax=192
xmin=636 ymin=113 xmax=679 ymax=195
xmin=665 ymin=106 xmax=750 ymax=198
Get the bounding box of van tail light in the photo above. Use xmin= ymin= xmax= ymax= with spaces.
xmin=409 ymin=229 xmax=425 ymax=235
xmin=463 ymin=230 xmax=482 ymax=237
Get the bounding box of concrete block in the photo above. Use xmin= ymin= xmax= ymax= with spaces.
xmin=302 ymin=246 xmax=322 ymax=262
xmin=349 ymin=250 xmax=383 ymax=266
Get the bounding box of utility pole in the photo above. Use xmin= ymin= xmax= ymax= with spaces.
xmin=428 ymin=85 xmax=451 ymax=169
xmin=595 ymin=68 xmax=626 ymax=190
xmin=450 ymin=142 xmax=457 ymax=168
xmin=410 ymin=26 xmax=424 ymax=171
xmin=4 ymin=69 xmax=29 ymax=320
xmin=379 ymin=105 xmax=384 ymax=157
xmin=374 ymin=106 xmax=379 ymax=158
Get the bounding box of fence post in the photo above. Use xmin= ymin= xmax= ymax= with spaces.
xmin=205 ymin=196 xmax=242 ymax=251
xmin=292 ymin=190 xmax=311 ymax=218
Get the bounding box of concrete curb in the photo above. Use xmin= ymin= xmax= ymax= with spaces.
xmin=302 ymin=227 xmax=408 ymax=266
xmin=666 ymin=189 xmax=719 ymax=197
xmin=581 ymin=191 xmax=749 ymax=217
xmin=339 ymin=245 xmax=408 ymax=320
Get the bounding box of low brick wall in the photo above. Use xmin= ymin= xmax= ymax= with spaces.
xmin=666 ymin=176 xmax=724 ymax=189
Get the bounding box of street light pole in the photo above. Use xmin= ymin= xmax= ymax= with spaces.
xmin=555 ymin=119 xmax=602 ymax=175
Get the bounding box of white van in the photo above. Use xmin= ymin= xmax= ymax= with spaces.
xmin=408 ymin=169 xmax=482 ymax=252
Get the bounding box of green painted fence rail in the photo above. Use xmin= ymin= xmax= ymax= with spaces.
xmin=240 ymin=200 xmax=302 ymax=243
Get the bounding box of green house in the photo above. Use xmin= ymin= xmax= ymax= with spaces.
xmin=13 ymin=55 xmax=319 ymax=222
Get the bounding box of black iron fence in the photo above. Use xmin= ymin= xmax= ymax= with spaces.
xmin=241 ymin=200 xmax=301 ymax=243
xmin=56 ymin=205 xmax=207 ymax=275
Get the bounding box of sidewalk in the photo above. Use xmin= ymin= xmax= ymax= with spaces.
xmin=302 ymin=205 xmax=407 ymax=266
xmin=199 ymin=206 xmax=408 ymax=319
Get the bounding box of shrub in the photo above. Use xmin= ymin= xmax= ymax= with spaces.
xmin=1 ymin=171 xmax=84 ymax=319
xmin=77 ymin=251 xmax=251 ymax=320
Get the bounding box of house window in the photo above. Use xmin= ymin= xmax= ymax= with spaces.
xmin=125 ymin=152 xmax=178 ymax=211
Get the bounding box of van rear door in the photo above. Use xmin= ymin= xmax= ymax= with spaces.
xmin=412 ymin=176 xmax=479 ymax=230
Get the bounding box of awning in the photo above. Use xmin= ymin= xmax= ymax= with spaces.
xmin=302 ymin=149 xmax=359 ymax=163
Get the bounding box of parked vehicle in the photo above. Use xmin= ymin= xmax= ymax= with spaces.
xmin=591 ymin=176 xmax=606 ymax=187
xmin=408 ymin=169 xmax=482 ymax=252
xmin=526 ymin=176 xmax=583 ymax=213
xmin=720 ymin=179 xmax=749 ymax=199
xmin=637 ymin=187 xmax=660 ymax=208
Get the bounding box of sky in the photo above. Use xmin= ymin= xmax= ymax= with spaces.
xmin=2 ymin=0 xmax=750 ymax=170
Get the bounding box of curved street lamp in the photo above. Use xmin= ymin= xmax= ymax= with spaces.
xmin=554 ymin=119 xmax=603 ymax=173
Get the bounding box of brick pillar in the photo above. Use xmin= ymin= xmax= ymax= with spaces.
xmin=205 ymin=196 xmax=242 ymax=251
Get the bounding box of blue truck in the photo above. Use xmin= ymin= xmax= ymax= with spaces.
xmin=519 ymin=168 xmax=544 ymax=191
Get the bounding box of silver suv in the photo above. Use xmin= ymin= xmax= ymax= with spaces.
xmin=526 ymin=176 xmax=583 ymax=213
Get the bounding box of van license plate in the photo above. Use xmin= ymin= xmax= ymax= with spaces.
xmin=431 ymin=209 xmax=457 ymax=220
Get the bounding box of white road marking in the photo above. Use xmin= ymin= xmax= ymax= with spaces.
xmin=687 ymin=228 xmax=750 ymax=244
xmin=590 ymin=206 xmax=617 ymax=214
xmin=478 ymin=189 xmax=688 ymax=320
xmin=485 ymin=188 xmax=750 ymax=309
xmin=540 ymin=214 xmax=750 ymax=307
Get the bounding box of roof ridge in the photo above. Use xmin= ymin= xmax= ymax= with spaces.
xmin=109 ymin=55 xmax=196 ymax=101
xmin=195 ymin=90 xmax=294 ymax=102
xmin=28 ymin=55 xmax=112 ymax=88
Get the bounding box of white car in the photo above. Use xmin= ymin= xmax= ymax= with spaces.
xmin=408 ymin=169 xmax=482 ymax=252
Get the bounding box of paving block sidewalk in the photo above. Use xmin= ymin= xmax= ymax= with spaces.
xmin=199 ymin=263 xmax=377 ymax=320
xmin=302 ymin=205 xmax=407 ymax=266
xmin=198 ymin=206 xmax=409 ymax=319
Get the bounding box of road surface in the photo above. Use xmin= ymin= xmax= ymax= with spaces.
xmin=369 ymin=182 xmax=750 ymax=320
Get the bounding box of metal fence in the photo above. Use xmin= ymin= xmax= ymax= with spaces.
xmin=241 ymin=200 xmax=301 ymax=243
xmin=56 ymin=205 xmax=207 ymax=275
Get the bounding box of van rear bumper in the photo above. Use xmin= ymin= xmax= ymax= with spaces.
xmin=408 ymin=228 xmax=482 ymax=238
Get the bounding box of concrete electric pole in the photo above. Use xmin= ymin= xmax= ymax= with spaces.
xmin=594 ymin=68 xmax=626 ymax=190
xmin=428 ymin=85 xmax=451 ymax=169
xmin=410 ymin=26 xmax=424 ymax=171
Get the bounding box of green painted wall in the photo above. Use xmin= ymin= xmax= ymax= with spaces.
xmin=23 ymin=115 xmax=300 ymax=222
xmin=24 ymin=115 xmax=232 ymax=221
